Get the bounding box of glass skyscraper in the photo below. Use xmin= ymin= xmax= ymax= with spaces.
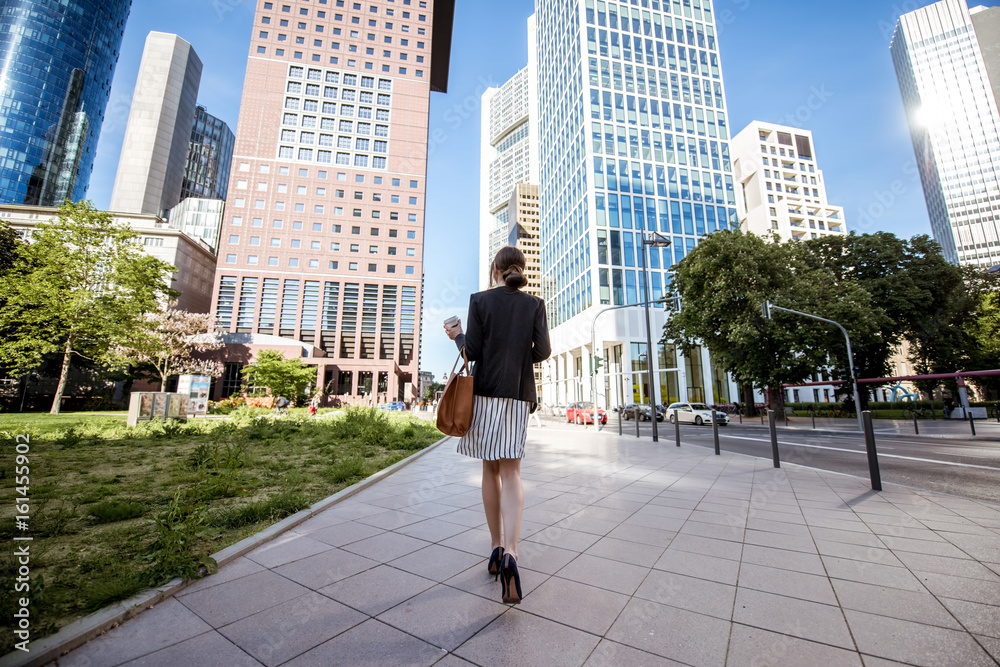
xmin=0 ymin=0 xmax=131 ymax=205
xmin=536 ymin=0 xmax=737 ymax=409
xmin=891 ymin=0 xmax=1000 ymax=268
xmin=182 ymin=106 xmax=236 ymax=202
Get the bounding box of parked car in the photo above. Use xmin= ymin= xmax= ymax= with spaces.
xmin=378 ymin=401 xmax=406 ymax=411
xmin=666 ymin=402 xmax=729 ymax=426
xmin=566 ymin=402 xmax=608 ymax=424
xmin=620 ymin=403 xmax=664 ymax=421
xmin=548 ymin=404 xmax=567 ymax=417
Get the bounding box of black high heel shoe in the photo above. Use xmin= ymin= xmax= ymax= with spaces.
xmin=500 ymin=553 xmax=522 ymax=605
xmin=487 ymin=546 xmax=504 ymax=579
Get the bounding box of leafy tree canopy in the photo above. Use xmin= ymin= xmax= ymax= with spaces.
xmin=241 ymin=349 xmax=317 ymax=403
xmin=0 ymin=201 xmax=176 ymax=413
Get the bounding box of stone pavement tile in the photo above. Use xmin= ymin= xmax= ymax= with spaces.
xmin=937 ymin=533 xmax=1000 ymax=562
xmin=177 ymin=557 xmax=265 ymax=597
xmin=435 ymin=491 xmax=483 ymax=509
xmin=440 ymin=526 xmax=495 ymax=556
xmin=56 ymin=598 xmax=211 ymax=667
xmin=676 ymin=519 xmax=745 ymax=542
xmin=591 ymin=496 xmax=646 ymax=513
xmin=525 ymin=526 xmax=603 ymax=552
xmin=454 ymin=608 xmax=600 ymax=667
xmin=878 ymin=534 xmax=973 ymax=558
xmin=867 ymin=524 xmax=947 ymax=541
xmin=894 ymin=551 xmax=1000 ymax=581
xmin=272 ymin=546 xmax=379 ymax=590
xmin=844 ymin=609 xmax=995 ymax=666
xmin=405 ymin=500 xmax=467 ymax=519
xmin=573 ymin=505 xmax=636 ymax=523
xmin=117 ymin=630 xmax=261 ymax=667
xmin=520 ymin=577 xmax=630 ymax=635
xmin=690 ymin=509 xmax=745 ymax=527
xmin=830 ymin=578 xmax=961 ymax=629
xmin=733 ymin=588 xmax=854 ymax=649
xmin=393 ymin=516 xmax=471 ymax=543
xmin=366 ymin=493 xmax=422 ymax=511
xmin=439 ymin=507 xmax=490 ymax=528
xmin=741 ymin=543 xmax=826 ymax=576
xmin=921 ymin=519 xmax=997 ymax=537
xmin=745 ymin=517 xmax=811 ymax=536
xmin=318 ymin=564 xmax=435 ymax=616
xmin=604 ymin=523 xmax=677 ymax=548
xmin=433 ymin=655 xmax=479 ymax=667
xmin=355 ymin=508 xmax=429 ymax=530
xmin=583 ymin=639 xmax=684 ymax=666
xmin=667 ymin=533 xmax=744 ymax=561
xmin=522 ymin=506 xmax=573 ymax=525
xmin=809 ymin=526 xmax=884 ymax=548
xmin=822 ymin=556 xmax=926 ymax=592
xmin=377 ymin=583 xmax=508 ymax=651
xmin=914 ymin=571 xmax=1000 ymax=606
xmin=584 ymin=536 xmax=666 ymax=567
xmin=620 ymin=511 xmax=687 ymax=533
xmin=635 ymin=570 xmax=736 ymax=620
xmin=633 ymin=503 xmax=692 ymax=521
xmin=743 ymin=528 xmax=817 ymax=553
xmin=553 ymin=515 xmax=621 ymax=536
xmin=814 ymin=541 xmax=905 ymax=567
xmin=938 ymin=598 xmax=1000 ymax=638
xmin=554 ymin=553 xmax=649 ymax=595
xmin=282 ymin=618 xmax=446 ymax=667
xmin=245 ymin=534 xmax=334 ymax=569
xmin=653 ymin=548 xmax=741 ymax=586
xmin=726 ymin=624 xmax=863 ymax=667
xmin=802 ymin=516 xmax=873 ymax=533
xmin=288 ymin=512 xmax=350 ymax=535
xmin=605 ymin=598 xmax=729 ymax=665
xmin=319 ymin=501 xmax=386 ymax=521
xmin=977 ymin=635 xmax=1000 ymax=662
xmin=178 ymin=570 xmax=310 ymax=628
xmin=517 ymin=540 xmax=580 ymax=575
xmin=736 ymin=562 xmax=837 ymax=605
xmin=216 ymin=591 xmax=365 ymax=666
xmin=340 ymin=530 xmax=430 ymax=563
xmin=858 ymin=656 xmax=913 ymax=667
xmin=647 ymin=495 xmax=699 ymax=510
xmin=300 ymin=520 xmax=384 ymax=548
xmin=389 ymin=543 xmax=484 ymax=583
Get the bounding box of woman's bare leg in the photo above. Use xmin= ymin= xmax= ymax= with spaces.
xmin=498 ymin=458 xmax=524 ymax=560
xmin=482 ymin=460 xmax=502 ymax=550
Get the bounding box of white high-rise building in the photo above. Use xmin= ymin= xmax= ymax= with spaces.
xmin=891 ymin=0 xmax=1000 ymax=268
xmin=478 ymin=15 xmax=539 ymax=289
xmin=110 ymin=32 xmax=202 ymax=217
xmin=535 ymin=0 xmax=739 ymax=410
xmin=732 ymin=121 xmax=847 ymax=242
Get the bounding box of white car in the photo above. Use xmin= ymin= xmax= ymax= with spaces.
xmin=548 ymin=404 xmax=567 ymax=417
xmin=667 ymin=402 xmax=729 ymax=426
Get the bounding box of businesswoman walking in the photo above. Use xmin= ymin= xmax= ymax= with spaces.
xmin=444 ymin=246 xmax=550 ymax=604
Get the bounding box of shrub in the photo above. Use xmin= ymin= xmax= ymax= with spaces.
xmin=143 ymin=491 xmax=217 ymax=584
xmin=211 ymin=491 xmax=310 ymax=529
xmin=87 ymin=499 xmax=145 ymax=524
xmin=325 ymin=456 xmax=367 ymax=483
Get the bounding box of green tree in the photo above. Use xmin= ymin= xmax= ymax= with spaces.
xmin=0 ymin=201 xmax=175 ymax=413
xmin=423 ymin=382 xmax=444 ymax=402
xmin=663 ymin=230 xmax=880 ymax=414
xmin=241 ymin=349 xmax=317 ymax=403
xmin=0 ymin=220 xmax=20 ymax=275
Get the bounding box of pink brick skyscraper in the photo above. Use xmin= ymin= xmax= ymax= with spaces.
xmin=210 ymin=0 xmax=454 ymax=402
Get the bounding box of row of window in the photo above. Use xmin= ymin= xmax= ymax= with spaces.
xmin=262 ymin=0 xmax=427 ymax=19
xmin=230 ymin=198 xmax=420 ymax=211
xmin=223 ymin=254 xmax=416 ymax=274
xmin=227 ymin=235 xmax=417 ymax=255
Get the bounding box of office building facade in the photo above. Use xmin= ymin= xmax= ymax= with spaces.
xmin=534 ymin=0 xmax=739 ymax=410
xmin=0 ymin=0 xmax=131 ymax=205
xmin=479 ymin=32 xmax=539 ymax=289
xmin=110 ymin=32 xmax=203 ymax=217
xmin=182 ymin=106 xmax=236 ymax=202
xmin=732 ymin=121 xmax=847 ymax=242
xmin=506 ymin=183 xmax=542 ymax=297
xmin=168 ymin=197 xmax=226 ymax=252
xmin=209 ymin=0 xmax=454 ymax=403
xmin=891 ymin=0 xmax=1000 ymax=268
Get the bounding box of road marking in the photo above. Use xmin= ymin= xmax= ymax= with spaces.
xmin=718 ymin=434 xmax=1000 ymax=471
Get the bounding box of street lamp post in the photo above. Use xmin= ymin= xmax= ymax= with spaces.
xmin=640 ymin=232 xmax=672 ymax=442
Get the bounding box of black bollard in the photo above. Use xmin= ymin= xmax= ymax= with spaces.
xmin=968 ymin=406 xmax=977 ymax=436
xmin=636 ymin=406 xmax=641 ymax=438
xmin=862 ymin=410 xmax=882 ymax=491
xmin=618 ymin=406 xmax=622 ymax=436
xmin=767 ymin=409 xmax=780 ymax=468
xmin=811 ymin=408 xmax=816 ymax=430
xmin=912 ymin=408 xmax=919 ymax=435
xmin=674 ymin=409 xmax=681 ymax=447
xmin=712 ymin=409 xmax=720 ymax=455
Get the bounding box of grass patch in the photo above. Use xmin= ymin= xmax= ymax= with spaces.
xmin=0 ymin=408 xmax=441 ymax=655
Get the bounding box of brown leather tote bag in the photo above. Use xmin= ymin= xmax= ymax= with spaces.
xmin=437 ymin=350 xmax=474 ymax=437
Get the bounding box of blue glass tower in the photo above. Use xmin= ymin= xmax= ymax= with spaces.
xmin=0 ymin=0 xmax=131 ymax=205
xmin=536 ymin=0 xmax=738 ymax=409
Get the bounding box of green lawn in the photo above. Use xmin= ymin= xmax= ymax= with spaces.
xmin=0 ymin=408 xmax=442 ymax=655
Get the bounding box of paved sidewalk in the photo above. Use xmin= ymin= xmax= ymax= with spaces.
xmin=51 ymin=426 xmax=1000 ymax=666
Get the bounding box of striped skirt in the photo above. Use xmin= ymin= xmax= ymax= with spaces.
xmin=456 ymin=395 xmax=529 ymax=460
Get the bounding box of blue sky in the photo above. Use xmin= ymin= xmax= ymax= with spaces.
xmin=86 ymin=0 xmax=999 ymax=382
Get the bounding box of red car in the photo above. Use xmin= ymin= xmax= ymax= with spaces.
xmin=567 ymin=402 xmax=608 ymax=424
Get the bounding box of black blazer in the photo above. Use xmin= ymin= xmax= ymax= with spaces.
xmin=455 ymin=286 xmax=551 ymax=405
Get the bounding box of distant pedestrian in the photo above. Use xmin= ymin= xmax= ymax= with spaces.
xmin=309 ymin=394 xmax=320 ymax=416
xmin=943 ymin=395 xmax=955 ymax=418
xmin=444 ymin=246 xmax=551 ymax=605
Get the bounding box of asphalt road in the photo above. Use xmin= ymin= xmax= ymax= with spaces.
xmin=556 ymin=416 xmax=1000 ymax=504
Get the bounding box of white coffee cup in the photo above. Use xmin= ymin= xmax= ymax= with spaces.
xmin=444 ymin=316 xmax=459 ymax=330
